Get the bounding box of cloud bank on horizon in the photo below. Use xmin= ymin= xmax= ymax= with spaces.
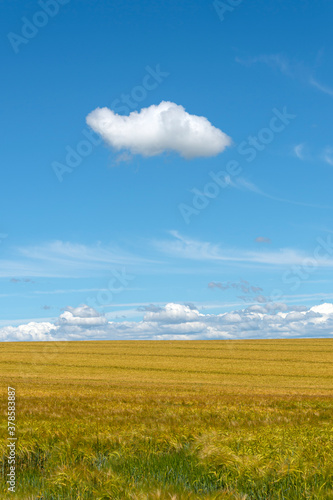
xmin=86 ymin=101 xmax=231 ymax=159
xmin=1 ymin=302 xmax=333 ymax=342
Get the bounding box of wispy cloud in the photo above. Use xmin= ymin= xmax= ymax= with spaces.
xmin=237 ymin=54 xmax=291 ymax=74
xmin=322 ymin=147 xmax=333 ymax=166
xmin=10 ymin=278 xmax=35 ymax=284
xmin=0 ymin=241 xmax=160 ymax=278
xmin=292 ymin=143 xmax=333 ymax=167
xmin=154 ymin=231 xmax=333 ymax=268
xmin=309 ymin=77 xmax=333 ymax=97
xmin=236 ymin=53 xmax=333 ymax=98
xmin=294 ymin=143 xmax=306 ymax=160
xmin=231 ymin=177 xmax=333 ymax=210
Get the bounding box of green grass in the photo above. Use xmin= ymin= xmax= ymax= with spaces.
xmin=1 ymin=339 xmax=333 ymax=499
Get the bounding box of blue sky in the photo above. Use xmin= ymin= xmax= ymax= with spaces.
xmin=1 ymin=0 xmax=333 ymax=340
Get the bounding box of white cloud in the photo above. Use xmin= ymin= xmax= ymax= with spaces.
xmin=0 ymin=322 xmax=58 ymax=342
xmin=1 ymin=302 xmax=333 ymax=341
xmin=323 ymin=147 xmax=333 ymax=166
xmin=294 ymin=143 xmax=305 ymax=160
xmin=86 ymin=101 xmax=231 ymax=159
xmin=236 ymin=54 xmax=293 ymax=75
xmin=143 ymin=302 xmax=200 ymax=323
xmin=230 ymin=177 xmax=333 ymax=210
xmin=292 ymin=144 xmax=333 ymax=167
xmin=237 ymin=53 xmax=333 ymax=98
xmin=236 ymin=52 xmax=333 ymax=105
xmin=310 ymin=302 xmax=333 ymax=315
xmin=0 ymin=240 xmax=156 ymax=278
xmin=154 ymin=231 xmax=333 ymax=268
xmin=59 ymin=305 xmax=107 ymax=327
xmin=309 ymin=77 xmax=333 ymax=97
xmin=3 ymin=231 xmax=333 ymax=283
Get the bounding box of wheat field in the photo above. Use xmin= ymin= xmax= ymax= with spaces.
xmin=1 ymin=339 xmax=333 ymax=499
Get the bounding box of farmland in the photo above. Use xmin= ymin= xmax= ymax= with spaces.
xmin=1 ymin=339 xmax=333 ymax=499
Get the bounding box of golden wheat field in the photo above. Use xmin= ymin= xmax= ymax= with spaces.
xmin=1 ymin=339 xmax=333 ymax=499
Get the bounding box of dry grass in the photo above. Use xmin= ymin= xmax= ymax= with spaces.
xmin=1 ymin=339 xmax=333 ymax=499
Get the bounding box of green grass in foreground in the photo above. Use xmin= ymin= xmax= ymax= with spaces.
xmin=1 ymin=339 xmax=333 ymax=499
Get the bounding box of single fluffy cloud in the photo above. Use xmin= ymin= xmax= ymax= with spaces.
xmin=86 ymin=101 xmax=231 ymax=159
xmin=143 ymin=302 xmax=200 ymax=323
xmin=64 ymin=305 xmax=103 ymax=318
xmin=59 ymin=305 xmax=107 ymax=327
xmin=2 ymin=302 xmax=333 ymax=341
